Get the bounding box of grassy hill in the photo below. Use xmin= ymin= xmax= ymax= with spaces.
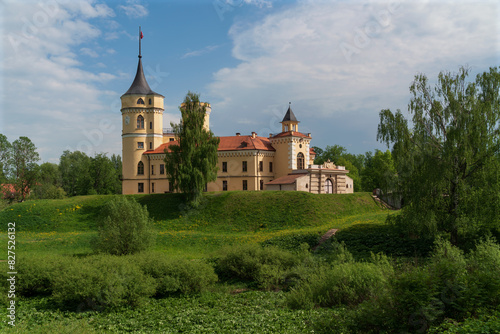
xmin=0 ymin=191 xmax=390 ymax=257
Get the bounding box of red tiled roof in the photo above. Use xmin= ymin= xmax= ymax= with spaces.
xmin=143 ymin=140 xmax=179 ymax=155
xmin=266 ymin=173 xmax=308 ymax=185
xmin=271 ymin=131 xmax=311 ymax=139
xmin=144 ymin=135 xmax=275 ymax=155
xmin=218 ymin=135 xmax=275 ymax=151
xmin=309 ymin=147 xmax=316 ymax=155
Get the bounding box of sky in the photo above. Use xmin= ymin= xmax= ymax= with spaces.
xmin=0 ymin=0 xmax=499 ymax=163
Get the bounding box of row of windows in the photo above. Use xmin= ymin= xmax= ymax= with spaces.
xmin=137 ymin=162 xmax=165 ymax=175
xmin=137 ymin=181 xmax=173 ymax=193
xmin=137 ymin=142 xmax=154 ymax=150
xmin=221 ymin=161 xmax=273 ymax=173
xmin=222 ymin=180 xmax=265 ymax=191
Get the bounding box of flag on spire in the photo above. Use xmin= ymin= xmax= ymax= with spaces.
xmin=140 ymin=31 xmax=143 ymax=39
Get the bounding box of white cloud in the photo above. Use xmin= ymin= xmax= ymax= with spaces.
xmin=207 ymin=0 xmax=499 ymax=153
xmin=182 ymin=45 xmax=220 ymax=59
xmin=80 ymin=47 xmax=99 ymax=57
xmin=118 ymin=0 xmax=148 ymax=18
xmin=1 ymin=0 xmax=119 ymax=162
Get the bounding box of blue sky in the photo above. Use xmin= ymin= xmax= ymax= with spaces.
xmin=1 ymin=0 xmax=499 ymax=163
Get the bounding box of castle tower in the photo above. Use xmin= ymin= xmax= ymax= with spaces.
xmin=121 ymin=29 xmax=164 ymax=194
xmin=270 ymin=103 xmax=311 ymax=179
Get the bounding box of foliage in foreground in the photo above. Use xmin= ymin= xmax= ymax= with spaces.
xmin=92 ymin=196 xmax=156 ymax=255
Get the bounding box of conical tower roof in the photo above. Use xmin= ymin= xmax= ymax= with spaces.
xmin=122 ymin=57 xmax=163 ymax=97
xmin=281 ymin=104 xmax=298 ymax=122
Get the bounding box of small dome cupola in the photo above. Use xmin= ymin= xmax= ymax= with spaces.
xmin=281 ymin=102 xmax=300 ymax=132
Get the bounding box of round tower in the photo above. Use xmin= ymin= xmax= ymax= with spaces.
xmin=121 ymin=42 xmax=164 ymax=194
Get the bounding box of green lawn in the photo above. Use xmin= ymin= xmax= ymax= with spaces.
xmin=0 ymin=191 xmax=391 ymax=258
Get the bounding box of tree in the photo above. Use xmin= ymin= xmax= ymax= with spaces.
xmin=33 ymin=162 xmax=66 ymax=199
xmin=9 ymin=137 xmax=40 ymax=201
xmin=377 ymin=66 xmax=500 ymax=243
xmin=361 ymin=150 xmax=397 ymax=193
xmin=93 ymin=196 xmax=156 ymax=255
xmin=0 ymin=134 xmax=11 ymax=184
xmin=164 ymin=92 xmax=220 ymax=205
xmin=59 ymin=150 xmax=92 ymax=196
xmin=90 ymin=153 xmax=121 ymax=195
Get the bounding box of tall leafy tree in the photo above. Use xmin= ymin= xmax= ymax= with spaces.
xmin=378 ymin=67 xmax=500 ymax=243
xmin=164 ymin=92 xmax=220 ymax=205
xmin=361 ymin=149 xmax=397 ymax=193
xmin=90 ymin=153 xmax=121 ymax=195
xmin=33 ymin=162 xmax=66 ymax=199
xmin=59 ymin=150 xmax=92 ymax=196
xmin=10 ymin=136 xmax=40 ymax=201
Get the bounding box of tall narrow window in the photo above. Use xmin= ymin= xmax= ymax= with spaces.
xmin=151 ymin=165 xmax=155 ymax=175
xmin=149 ymin=122 xmax=153 ymax=129
xmin=242 ymin=161 xmax=247 ymax=172
xmin=260 ymin=180 xmax=264 ymax=190
xmin=242 ymin=180 xmax=248 ymax=191
xmin=148 ymin=98 xmax=152 ymax=105
xmin=138 ymin=182 xmax=144 ymax=193
xmin=160 ymin=164 xmax=165 ymax=175
xmin=137 ymin=161 xmax=144 ymax=175
xmin=269 ymin=162 xmax=273 ymax=173
xmin=137 ymin=115 xmax=144 ymax=129
xmin=222 ymin=161 xmax=227 ymax=173
xmin=137 ymin=98 xmax=145 ymax=105
xmin=297 ymin=152 xmax=305 ymax=170
xmin=149 ymin=142 xmax=152 ymax=150
xmin=223 ymin=180 xmax=228 ymax=191
xmin=151 ymin=182 xmax=155 ymax=193
xmin=259 ymin=161 xmax=263 ymax=172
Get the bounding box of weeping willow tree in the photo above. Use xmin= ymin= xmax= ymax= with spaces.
xmin=378 ymin=67 xmax=500 ymax=244
xmin=164 ymin=92 xmax=219 ymax=206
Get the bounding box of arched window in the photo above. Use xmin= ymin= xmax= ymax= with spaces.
xmin=148 ymin=98 xmax=152 ymax=105
xmin=325 ymin=179 xmax=333 ymax=194
xmin=137 ymin=161 xmax=144 ymax=175
xmin=137 ymin=98 xmax=145 ymax=105
xmin=137 ymin=115 xmax=144 ymax=129
xmin=297 ymin=152 xmax=305 ymax=170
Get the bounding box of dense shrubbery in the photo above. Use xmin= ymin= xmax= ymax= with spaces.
xmin=261 ymin=232 xmax=321 ymax=251
xmin=213 ymin=243 xmax=302 ymax=290
xmin=132 ymin=253 xmax=217 ymax=296
xmin=12 ymin=253 xmax=218 ymax=311
xmin=93 ymin=196 xmax=156 ymax=255
xmin=52 ymin=255 xmax=156 ymax=310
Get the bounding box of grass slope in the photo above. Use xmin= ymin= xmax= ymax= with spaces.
xmin=0 ymin=192 xmax=390 ymax=257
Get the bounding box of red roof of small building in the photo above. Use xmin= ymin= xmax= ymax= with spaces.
xmin=272 ymin=131 xmax=311 ymax=139
xmin=309 ymin=147 xmax=316 ymax=155
xmin=266 ymin=173 xmax=308 ymax=185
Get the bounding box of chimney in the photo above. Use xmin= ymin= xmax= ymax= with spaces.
xmin=307 ymin=133 xmax=311 ymax=137
xmin=236 ymin=132 xmax=240 ymax=136
xmin=251 ymin=132 xmax=257 ymax=139
xmin=269 ymin=133 xmax=273 ymax=138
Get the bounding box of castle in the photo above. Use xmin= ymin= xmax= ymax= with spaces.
xmin=121 ymin=51 xmax=353 ymax=195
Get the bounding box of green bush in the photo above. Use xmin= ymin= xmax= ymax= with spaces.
xmin=463 ymin=237 xmax=500 ymax=313
xmin=133 ymin=253 xmax=217 ymax=296
xmin=286 ymin=254 xmax=393 ymax=309
xmin=51 ymin=255 xmax=156 ymax=310
xmin=214 ymin=244 xmax=299 ymax=289
xmin=261 ymin=233 xmax=321 ymax=251
xmin=92 ymin=196 xmax=156 ymax=255
xmin=16 ymin=254 xmax=73 ymax=297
